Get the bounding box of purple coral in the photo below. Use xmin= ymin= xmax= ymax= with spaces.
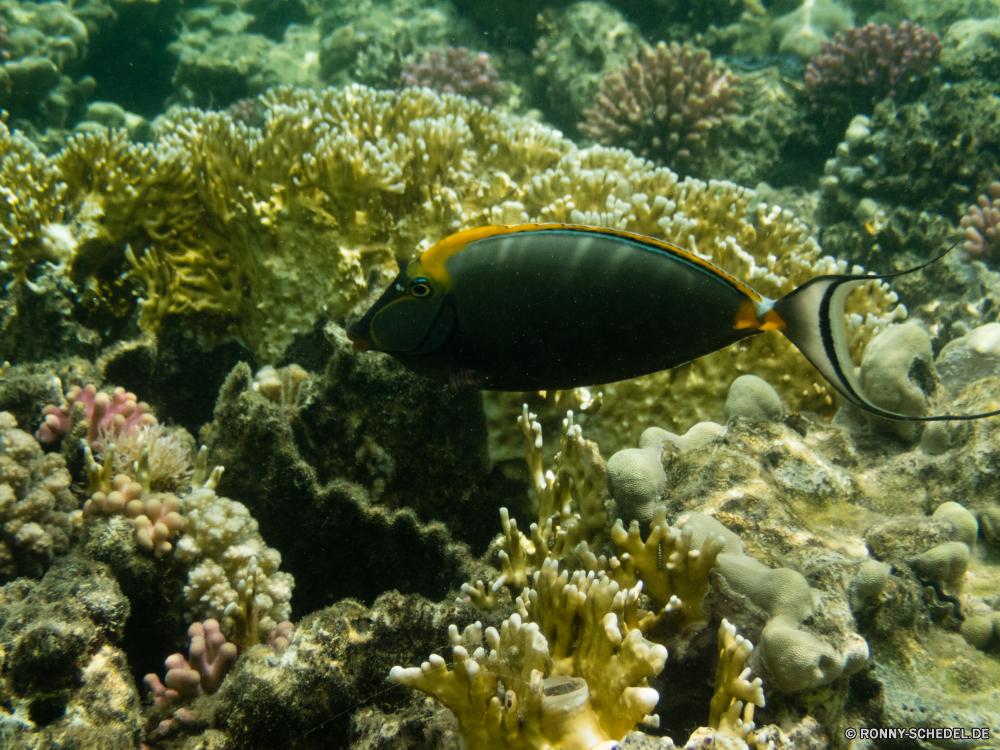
xmin=805 ymin=21 xmax=941 ymax=108
xmin=579 ymin=41 xmax=741 ymax=165
xmin=228 ymin=97 xmax=255 ymax=124
xmin=960 ymin=182 xmax=1000 ymax=264
xmin=399 ymin=47 xmax=501 ymax=106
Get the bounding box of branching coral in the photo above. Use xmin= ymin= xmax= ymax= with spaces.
xmin=36 ymin=381 xmax=156 ymax=446
xmin=174 ymin=477 xmax=294 ymax=639
xmin=399 ymin=47 xmax=501 ymax=106
xmin=610 ymin=507 xmax=729 ymax=638
xmin=83 ymin=444 xmax=186 ymax=558
xmin=392 ymin=581 xmax=665 ymax=749
xmin=960 ymin=181 xmax=1000 ymax=264
xmin=579 ymin=41 xmax=741 ymax=166
xmin=805 ymin=21 xmax=941 ymax=110
xmin=460 ymin=407 xmax=609 ymax=609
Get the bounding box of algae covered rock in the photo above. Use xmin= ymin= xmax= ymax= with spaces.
xmin=0 ymin=555 xmax=141 ymax=748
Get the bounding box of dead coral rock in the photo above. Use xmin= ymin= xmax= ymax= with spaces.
xmin=0 ymin=555 xmax=140 ymax=748
xmin=216 ymin=592 xmax=503 ymax=750
xmin=202 ymin=348 xmax=486 ymax=616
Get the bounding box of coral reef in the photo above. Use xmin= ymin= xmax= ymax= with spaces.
xmin=805 ymin=21 xmax=941 ymax=111
xmin=817 ymin=82 xmax=1000 ymax=228
xmin=317 ymin=0 xmax=476 ymax=90
xmin=579 ymin=41 xmax=742 ymax=168
xmin=201 ymin=342 xmax=489 ymax=614
xmin=400 ymin=46 xmax=500 ymax=106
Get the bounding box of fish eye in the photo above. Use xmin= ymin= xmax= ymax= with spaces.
xmin=409 ymin=278 xmax=433 ymax=298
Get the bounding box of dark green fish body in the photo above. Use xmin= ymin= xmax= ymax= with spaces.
xmin=348 ymin=223 xmax=1000 ymax=422
xmin=440 ymin=228 xmax=758 ymax=389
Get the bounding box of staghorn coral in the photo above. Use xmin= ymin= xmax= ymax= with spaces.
xmin=960 ymin=181 xmax=1000 ymax=264
xmin=0 ymin=411 xmax=81 ymax=581
xmin=805 ymin=21 xmax=941 ymax=111
xmin=579 ymin=41 xmax=742 ymax=167
xmin=399 ymin=46 xmax=500 ymax=106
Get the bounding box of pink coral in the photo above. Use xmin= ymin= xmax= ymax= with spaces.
xmin=399 ymin=47 xmax=500 ymax=106
xmin=143 ymin=619 xmax=237 ymax=743
xmin=579 ymin=41 xmax=741 ymax=166
xmin=144 ymin=619 xmax=238 ymax=705
xmin=960 ymin=182 xmax=1000 ymax=264
xmin=805 ymin=21 xmax=941 ymax=108
xmin=36 ymin=383 xmax=156 ymax=447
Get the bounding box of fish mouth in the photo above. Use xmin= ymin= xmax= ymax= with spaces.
xmin=346 ymin=328 xmax=371 ymax=352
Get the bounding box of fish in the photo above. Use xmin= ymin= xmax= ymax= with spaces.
xmin=347 ymin=223 xmax=1000 ymax=422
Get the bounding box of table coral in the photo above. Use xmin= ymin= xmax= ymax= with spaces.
xmin=579 ymin=41 xmax=742 ymax=167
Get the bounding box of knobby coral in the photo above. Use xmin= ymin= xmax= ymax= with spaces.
xmin=399 ymin=46 xmax=501 ymax=106
xmin=805 ymin=21 xmax=941 ymax=109
xmin=579 ymin=41 xmax=741 ymax=166
xmin=0 ymin=411 xmax=81 ymax=581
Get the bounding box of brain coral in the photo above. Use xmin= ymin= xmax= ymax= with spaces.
xmin=1 ymin=84 xmax=903 ymax=449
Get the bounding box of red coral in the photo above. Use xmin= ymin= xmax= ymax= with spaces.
xmin=805 ymin=21 xmax=941 ymax=108
xmin=399 ymin=47 xmax=501 ymax=106
xmin=960 ymin=182 xmax=1000 ymax=264
xmin=579 ymin=41 xmax=741 ymax=166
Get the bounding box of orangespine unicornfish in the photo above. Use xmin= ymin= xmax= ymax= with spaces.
xmin=347 ymin=223 xmax=1000 ymax=422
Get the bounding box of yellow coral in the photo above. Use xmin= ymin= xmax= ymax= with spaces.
xmin=610 ymin=507 xmax=727 ymax=637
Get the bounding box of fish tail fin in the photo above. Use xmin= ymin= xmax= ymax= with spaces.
xmin=774 ymin=247 xmax=1000 ymax=422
